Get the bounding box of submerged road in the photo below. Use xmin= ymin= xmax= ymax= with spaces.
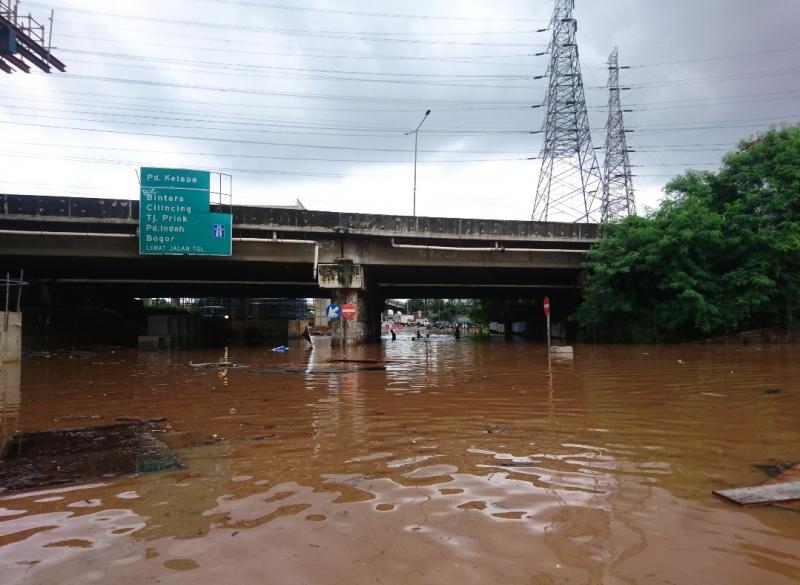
xmin=1 ymin=339 xmax=799 ymax=584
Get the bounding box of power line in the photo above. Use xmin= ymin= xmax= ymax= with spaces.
xmin=0 ymin=141 xmax=531 ymax=164
xmin=3 ymin=109 xmax=537 ymax=138
xmin=41 ymin=4 xmax=548 ymax=47
xmin=626 ymin=119 xmax=799 ymax=135
xmin=626 ymin=45 xmax=800 ymax=68
xmin=58 ymin=48 xmax=536 ymax=79
xmin=59 ymin=74 xmax=536 ymax=105
xmin=5 ymin=86 xmax=798 ymax=118
xmin=1 ymin=101 xmax=537 ymax=133
xmin=0 ymin=151 xmax=373 ymax=178
xmin=624 ymin=66 xmax=800 ymax=89
xmin=0 ymin=88 xmax=535 ymax=114
xmin=581 ymin=44 xmax=800 ymax=69
xmin=173 ymin=0 xmax=548 ymax=23
xmin=62 ymin=56 xmax=542 ymax=90
xmin=0 ymin=151 xmax=538 ymax=181
xmin=54 ymin=33 xmax=538 ymax=66
xmin=0 ymin=120 xmax=535 ymax=154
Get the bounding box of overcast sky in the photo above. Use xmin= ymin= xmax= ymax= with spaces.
xmin=1 ymin=0 xmax=798 ymax=220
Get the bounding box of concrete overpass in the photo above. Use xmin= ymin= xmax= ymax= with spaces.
xmin=0 ymin=194 xmax=600 ymax=342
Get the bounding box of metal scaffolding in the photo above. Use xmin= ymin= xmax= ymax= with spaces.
xmin=0 ymin=0 xmax=65 ymax=73
xmin=187 ymin=298 xmax=309 ymax=321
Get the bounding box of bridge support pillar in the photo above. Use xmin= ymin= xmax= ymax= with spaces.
xmin=318 ymin=261 xmax=381 ymax=345
xmin=0 ymin=312 xmax=22 ymax=363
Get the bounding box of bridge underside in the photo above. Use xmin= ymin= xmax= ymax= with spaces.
xmin=2 ymin=252 xmax=582 ymax=299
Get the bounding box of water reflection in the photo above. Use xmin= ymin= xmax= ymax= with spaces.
xmin=0 ymin=361 xmax=20 ymax=442
xmin=0 ymin=340 xmax=799 ymax=584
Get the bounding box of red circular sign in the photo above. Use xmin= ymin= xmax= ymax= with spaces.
xmin=341 ymin=303 xmax=357 ymax=319
xmin=543 ymin=296 xmax=550 ymax=316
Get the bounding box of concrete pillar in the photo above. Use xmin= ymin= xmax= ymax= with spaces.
xmin=318 ymin=261 xmax=380 ymax=345
xmin=313 ymin=298 xmax=331 ymax=330
xmin=330 ymin=289 xmax=368 ymax=345
xmin=0 ymin=312 xmax=22 ymax=363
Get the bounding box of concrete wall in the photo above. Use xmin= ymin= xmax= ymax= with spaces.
xmin=0 ymin=312 xmax=21 ymax=363
xmin=138 ymin=314 xmax=202 ymax=350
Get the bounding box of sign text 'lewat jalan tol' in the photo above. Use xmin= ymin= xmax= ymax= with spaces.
xmin=138 ymin=167 xmax=232 ymax=256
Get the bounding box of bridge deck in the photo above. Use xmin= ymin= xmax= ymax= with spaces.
xmin=0 ymin=194 xmax=597 ymax=298
xmin=0 ymin=195 xmax=600 ymax=244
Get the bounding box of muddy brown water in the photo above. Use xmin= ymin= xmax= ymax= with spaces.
xmin=1 ymin=337 xmax=799 ymax=584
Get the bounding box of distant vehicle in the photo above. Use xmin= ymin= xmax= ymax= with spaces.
xmin=416 ymin=318 xmax=431 ymax=327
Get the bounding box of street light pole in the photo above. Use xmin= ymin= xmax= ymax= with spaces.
xmin=407 ymin=109 xmax=431 ymax=217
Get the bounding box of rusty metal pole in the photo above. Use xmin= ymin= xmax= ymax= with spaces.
xmin=3 ymin=272 xmax=9 ymax=332
xmin=16 ymin=269 xmax=23 ymax=312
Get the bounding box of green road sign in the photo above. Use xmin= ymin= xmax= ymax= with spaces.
xmin=139 ymin=168 xmax=232 ymax=256
xmin=140 ymin=167 xmax=210 ymax=191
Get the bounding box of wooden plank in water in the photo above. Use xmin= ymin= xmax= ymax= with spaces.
xmin=767 ymin=465 xmax=800 ymax=511
xmin=713 ymin=481 xmax=800 ymax=507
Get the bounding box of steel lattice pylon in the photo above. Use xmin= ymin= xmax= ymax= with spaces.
xmin=532 ymin=0 xmax=602 ymax=224
xmin=602 ymin=47 xmax=636 ymax=221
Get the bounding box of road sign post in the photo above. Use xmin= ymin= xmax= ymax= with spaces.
xmin=543 ymin=296 xmax=551 ymax=350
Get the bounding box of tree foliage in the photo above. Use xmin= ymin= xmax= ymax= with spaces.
xmin=405 ymin=299 xmax=470 ymax=322
xmin=575 ymin=125 xmax=800 ymax=341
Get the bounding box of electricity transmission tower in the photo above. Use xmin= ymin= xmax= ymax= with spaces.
xmin=532 ymin=0 xmax=602 ymax=224
xmin=602 ymin=47 xmax=636 ymax=221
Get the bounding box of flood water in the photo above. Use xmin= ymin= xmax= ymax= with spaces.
xmin=1 ymin=337 xmax=799 ymax=584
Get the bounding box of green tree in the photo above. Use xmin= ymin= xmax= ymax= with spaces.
xmin=575 ymin=125 xmax=800 ymax=341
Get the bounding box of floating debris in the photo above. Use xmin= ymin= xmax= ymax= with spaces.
xmin=116 ymin=416 xmax=167 ymax=424
xmin=326 ymin=359 xmax=391 ymax=365
xmin=486 ymin=427 xmax=513 ymax=435
xmin=242 ymin=366 xmax=385 ymax=375
xmin=713 ymin=481 xmax=800 ymax=507
xmin=498 ymin=460 xmax=537 ymax=468
xmin=189 ymin=362 xmax=236 ymax=369
xmin=550 ymin=346 xmax=574 ymax=355
xmin=754 ymin=461 xmax=797 ymax=478
xmin=715 ymin=463 xmax=800 ymax=510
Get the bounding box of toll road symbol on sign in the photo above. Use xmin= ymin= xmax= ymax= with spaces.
xmin=326 ymin=303 xmax=341 ymax=320
xmin=341 ymin=303 xmax=357 ymax=319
